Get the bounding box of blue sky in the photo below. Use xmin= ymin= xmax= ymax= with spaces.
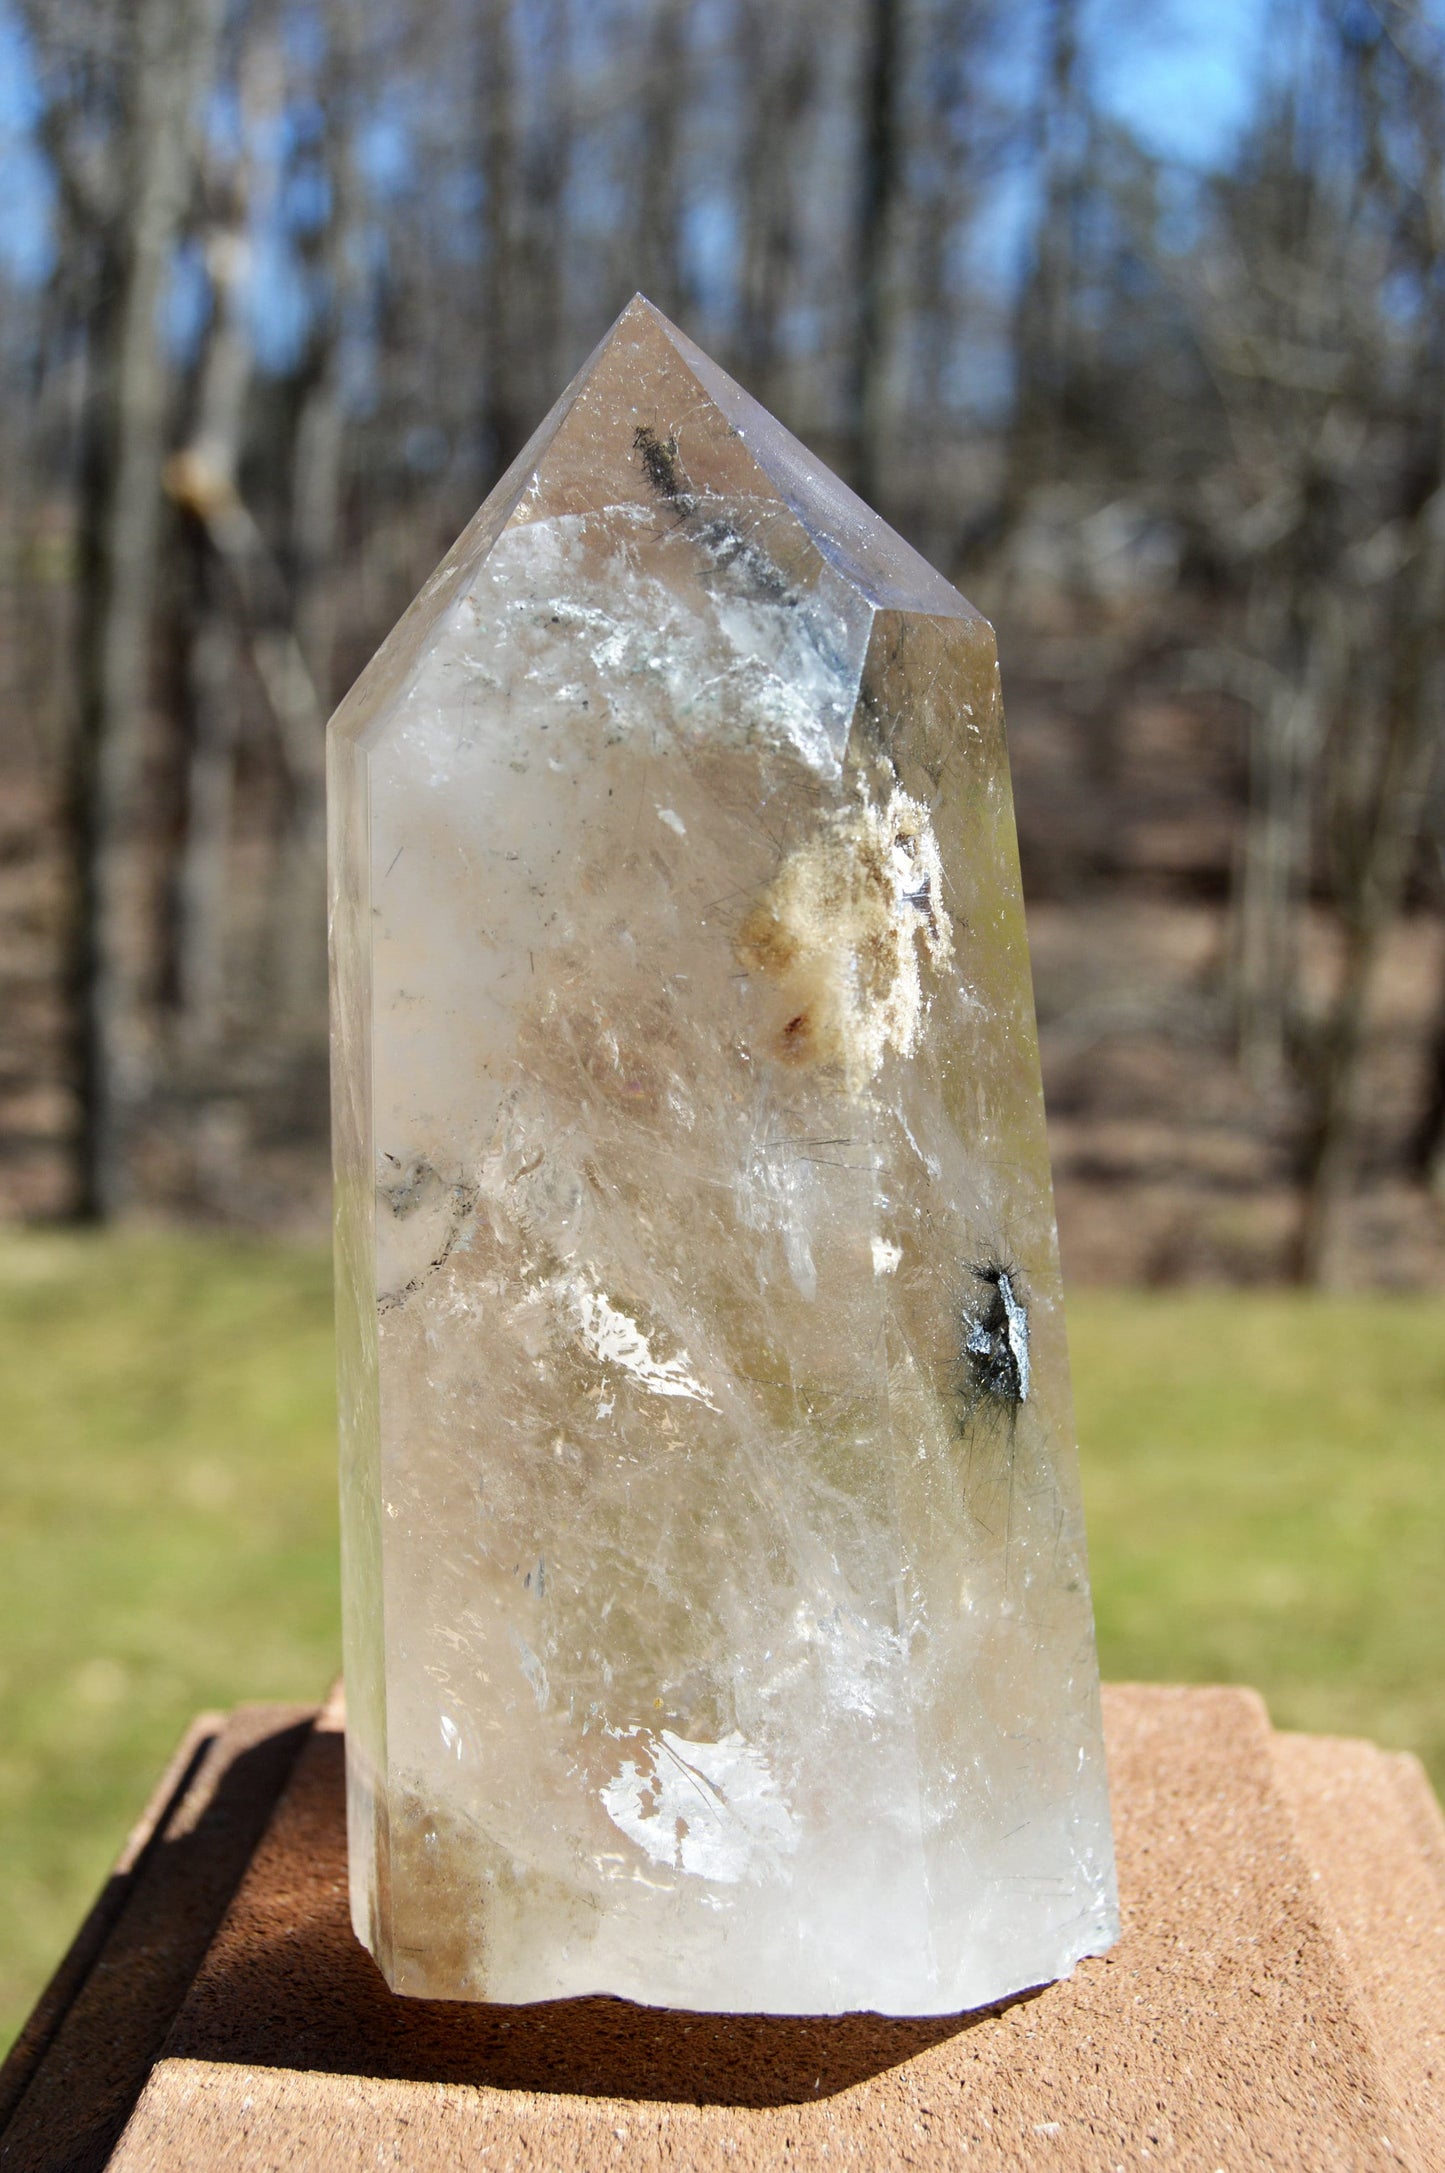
xmin=0 ymin=7 xmax=54 ymax=284
xmin=0 ymin=0 xmax=1270 ymax=303
xmin=1088 ymin=0 xmax=1268 ymax=168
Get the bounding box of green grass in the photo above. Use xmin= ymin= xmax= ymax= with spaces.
xmin=1072 ymin=1287 xmax=1445 ymax=1772
xmin=0 ymin=1235 xmax=1441 ymax=2056
xmin=0 ymin=1231 xmax=339 ymax=2055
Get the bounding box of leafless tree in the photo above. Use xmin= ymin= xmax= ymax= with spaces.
xmin=0 ymin=0 xmax=1439 ymax=1277
xmin=22 ymin=0 xmax=224 ymax=1214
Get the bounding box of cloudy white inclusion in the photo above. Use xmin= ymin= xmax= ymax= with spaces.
xmin=601 ymin=1729 xmax=798 ymax=1884
xmin=570 ymin=1281 xmax=718 ymax=1410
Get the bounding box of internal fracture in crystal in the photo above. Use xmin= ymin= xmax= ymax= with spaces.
xmin=328 ymin=296 xmax=1119 ymax=2017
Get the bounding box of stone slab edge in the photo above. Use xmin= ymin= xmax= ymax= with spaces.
xmin=0 ymin=1709 xmax=224 ymax=2136
xmin=0 ymin=1704 xmax=315 ymax=2173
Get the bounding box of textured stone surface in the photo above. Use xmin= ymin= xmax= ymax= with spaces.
xmin=7 ymin=1687 xmax=1444 ymax=2169
xmin=328 ymin=296 xmax=1115 ymax=2015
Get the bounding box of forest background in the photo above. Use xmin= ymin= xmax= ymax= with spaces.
xmin=2 ymin=0 xmax=1445 ymax=2062
xmin=0 ymin=0 xmax=1443 ymax=1287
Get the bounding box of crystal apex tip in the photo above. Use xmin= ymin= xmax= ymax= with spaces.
xmin=585 ymin=296 xmax=978 ymax=625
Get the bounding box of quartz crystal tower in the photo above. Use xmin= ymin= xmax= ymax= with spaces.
xmin=329 ymin=297 xmax=1117 ymax=2017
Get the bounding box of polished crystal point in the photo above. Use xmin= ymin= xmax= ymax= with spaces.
xmin=328 ymin=296 xmax=1118 ymax=2016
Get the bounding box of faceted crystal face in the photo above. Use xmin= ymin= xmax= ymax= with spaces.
xmin=328 ymin=297 xmax=1118 ymax=2016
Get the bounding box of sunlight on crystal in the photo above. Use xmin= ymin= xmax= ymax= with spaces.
xmin=328 ymin=296 xmax=1118 ymax=2016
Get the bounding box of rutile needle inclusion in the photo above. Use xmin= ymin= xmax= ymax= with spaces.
xmin=328 ymin=296 xmax=1118 ymax=2017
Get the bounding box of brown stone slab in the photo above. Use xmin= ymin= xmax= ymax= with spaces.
xmin=0 ymin=1704 xmax=314 ymax=2173
xmin=83 ymin=1685 xmax=1444 ymax=2169
xmin=9 ymin=1687 xmax=1443 ymax=2169
xmin=1271 ymin=1729 xmax=1445 ymax=2160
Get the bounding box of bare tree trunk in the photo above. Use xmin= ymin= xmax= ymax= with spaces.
xmin=737 ymin=0 xmax=813 ymax=412
xmin=1000 ymin=0 xmax=1082 ymax=523
xmin=1410 ymin=940 xmax=1445 ymax=1199
xmin=525 ymin=0 xmax=574 ymax=409
xmin=1292 ymin=784 xmax=1427 ymax=1283
xmin=1293 ymin=505 xmax=1442 ymax=1281
xmin=636 ymin=0 xmax=690 ymax=317
xmin=913 ymin=6 xmax=963 ymax=416
xmin=480 ymin=0 xmax=525 ymax=475
xmin=1232 ymin=591 xmax=1335 ymax=1088
xmin=176 ymin=608 xmax=242 ymax=1042
xmin=852 ymin=0 xmax=904 ymax=510
xmin=263 ymin=0 xmax=384 ymax=1052
xmin=294 ymin=0 xmax=366 ymax=708
xmin=1287 ymin=15 xmax=1445 ymax=1278
xmin=67 ymin=0 xmax=222 ymax=1217
xmin=164 ymin=428 xmax=328 ymax=1038
xmin=167 ymin=4 xmax=336 ymax=1065
xmin=910 ymin=0 xmax=983 ymax=560
xmin=172 ymin=195 xmax=257 ymax=1049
